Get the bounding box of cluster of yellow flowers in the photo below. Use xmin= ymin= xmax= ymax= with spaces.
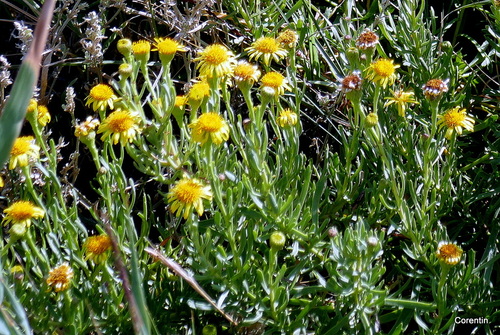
xmin=76 ymin=29 xmax=300 ymax=220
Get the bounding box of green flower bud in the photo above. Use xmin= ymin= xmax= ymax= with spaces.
xmin=117 ymin=39 xmax=132 ymax=57
xmin=270 ymin=231 xmax=286 ymax=251
xmin=119 ymin=63 xmax=133 ymax=79
xmin=202 ymin=325 xmax=217 ymax=335
xmin=365 ymin=113 xmax=379 ymax=127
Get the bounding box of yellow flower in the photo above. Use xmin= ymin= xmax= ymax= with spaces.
xmin=277 ymin=29 xmax=299 ymax=48
xmin=260 ymin=72 xmax=291 ymax=97
xmin=46 ymin=263 xmax=73 ymax=292
xmin=233 ymin=60 xmax=261 ymax=87
xmin=26 ymin=99 xmax=37 ymax=113
xmin=385 ymin=90 xmax=419 ymax=117
xmin=277 ymin=109 xmax=298 ymax=127
xmin=167 ymin=177 xmax=213 ymax=219
xmin=0 ymin=176 xmax=3 ymax=188
xmin=175 ymin=95 xmax=188 ymax=108
xmin=75 ymin=116 xmax=100 ymax=138
xmin=187 ymin=80 xmax=211 ymax=109
xmin=437 ymin=107 xmax=475 ymax=139
xmin=84 ymin=235 xmax=112 ymax=263
xmin=2 ymin=200 xmax=45 ymax=228
xmin=194 ymin=44 xmax=236 ymax=78
xmin=97 ymin=109 xmax=141 ymax=146
xmin=356 ymin=29 xmax=379 ymax=50
xmin=132 ymin=40 xmax=151 ymax=63
xmin=9 ymin=136 xmax=40 ymax=170
xmin=422 ymin=78 xmax=449 ymax=101
xmin=36 ymin=105 xmax=51 ymax=126
xmin=245 ymin=37 xmax=287 ymax=65
xmin=436 ymin=242 xmax=463 ymax=266
xmin=85 ymin=84 xmax=117 ymax=112
xmin=365 ymin=58 xmax=399 ymax=88
xmin=189 ymin=112 xmax=230 ymax=145
xmin=152 ymin=37 xmax=186 ymax=65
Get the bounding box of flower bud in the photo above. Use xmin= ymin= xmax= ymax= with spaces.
xmin=365 ymin=113 xmax=379 ymax=127
xmin=270 ymin=231 xmax=286 ymax=251
xmin=119 ymin=63 xmax=133 ymax=79
xmin=117 ymin=39 xmax=132 ymax=57
xmin=202 ymin=325 xmax=217 ymax=335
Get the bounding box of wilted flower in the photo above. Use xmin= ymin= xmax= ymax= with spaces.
xmin=46 ymin=263 xmax=73 ymax=292
xmin=422 ymin=79 xmax=449 ymax=101
xmin=385 ymin=90 xmax=419 ymax=117
xmin=436 ymin=242 xmax=463 ymax=266
xmin=356 ymin=29 xmax=379 ymax=50
xmin=277 ymin=29 xmax=299 ymax=48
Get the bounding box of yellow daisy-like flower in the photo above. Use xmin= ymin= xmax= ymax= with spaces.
xmin=2 ymin=200 xmax=45 ymax=228
xmin=152 ymin=37 xmax=186 ymax=65
xmin=437 ymin=107 xmax=475 ymax=139
xmin=97 ymin=109 xmax=141 ymax=146
xmin=175 ymin=95 xmax=188 ymax=108
xmin=194 ymin=44 xmax=236 ymax=79
xmin=83 ymin=234 xmax=112 ymax=263
xmin=132 ymin=40 xmax=151 ymax=56
xmin=277 ymin=29 xmax=299 ymax=48
xmin=167 ymin=177 xmax=213 ymax=219
xmin=9 ymin=136 xmax=40 ymax=170
xmin=187 ymin=80 xmax=211 ymax=109
xmin=233 ymin=61 xmax=261 ymax=86
xmin=436 ymin=242 xmax=463 ymax=266
xmin=422 ymin=78 xmax=449 ymax=101
xmin=36 ymin=105 xmax=51 ymax=126
xmin=75 ymin=116 xmax=100 ymax=138
xmin=260 ymin=72 xmax=291 ymax=97
xmin=385 ymin=90 xmax=419 ymax=117
xmin=85 ymin=84 xmax=117 ymax=112
xmin=365 ymin=58 xmax=399 ymax=88
xmin=277 ymin=109 xmax=298 ymax=127
xmin=46 ymin=263 xmax=73 ymax=292
xmin=245 ymin=37 xmax=288 ymax=66
xmin=189 ymin=112 xmax=230 ymax=145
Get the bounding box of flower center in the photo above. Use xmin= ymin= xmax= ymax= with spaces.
xmin=11 ymin=137 xmax=33 ymax=156
xmin=90 ymin=84 xmax=114 ymax=101
xmin=174 ymin=181 xmax=203 ymax=203
xmin=443 ymin=110 xmax=465 ymax=128
xmin=261 ymin=72 xmax=284 ymax=88
xmin=107 ymin=111 xmax=136 ymax=132
xmin=373 ymin=59 xmax=395 ymax=77
xmin=132 ymin=40 xmax=151 ymax=55
xmin=254 ymin=37 xmax=280 ymax=53
xmin=8 ymin=201 xmax=36 ymax=220
xmin=86 ymin=236 xmax=112 ymax=255
xmin=203 ymin=45 xmax=230 ymax=64
xmin=234 ymin=63 xmax=257 ymax=81
xmin=156 ymin=38 xmax=179 ymax=55
xmin=189 ymin=82 xmax=210 ymax=101
xmin=198 ymin=113 xmax=224 ymax=132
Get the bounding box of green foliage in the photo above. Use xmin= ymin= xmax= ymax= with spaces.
xmin=0 ymin=0 xmax=498 ymax=334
